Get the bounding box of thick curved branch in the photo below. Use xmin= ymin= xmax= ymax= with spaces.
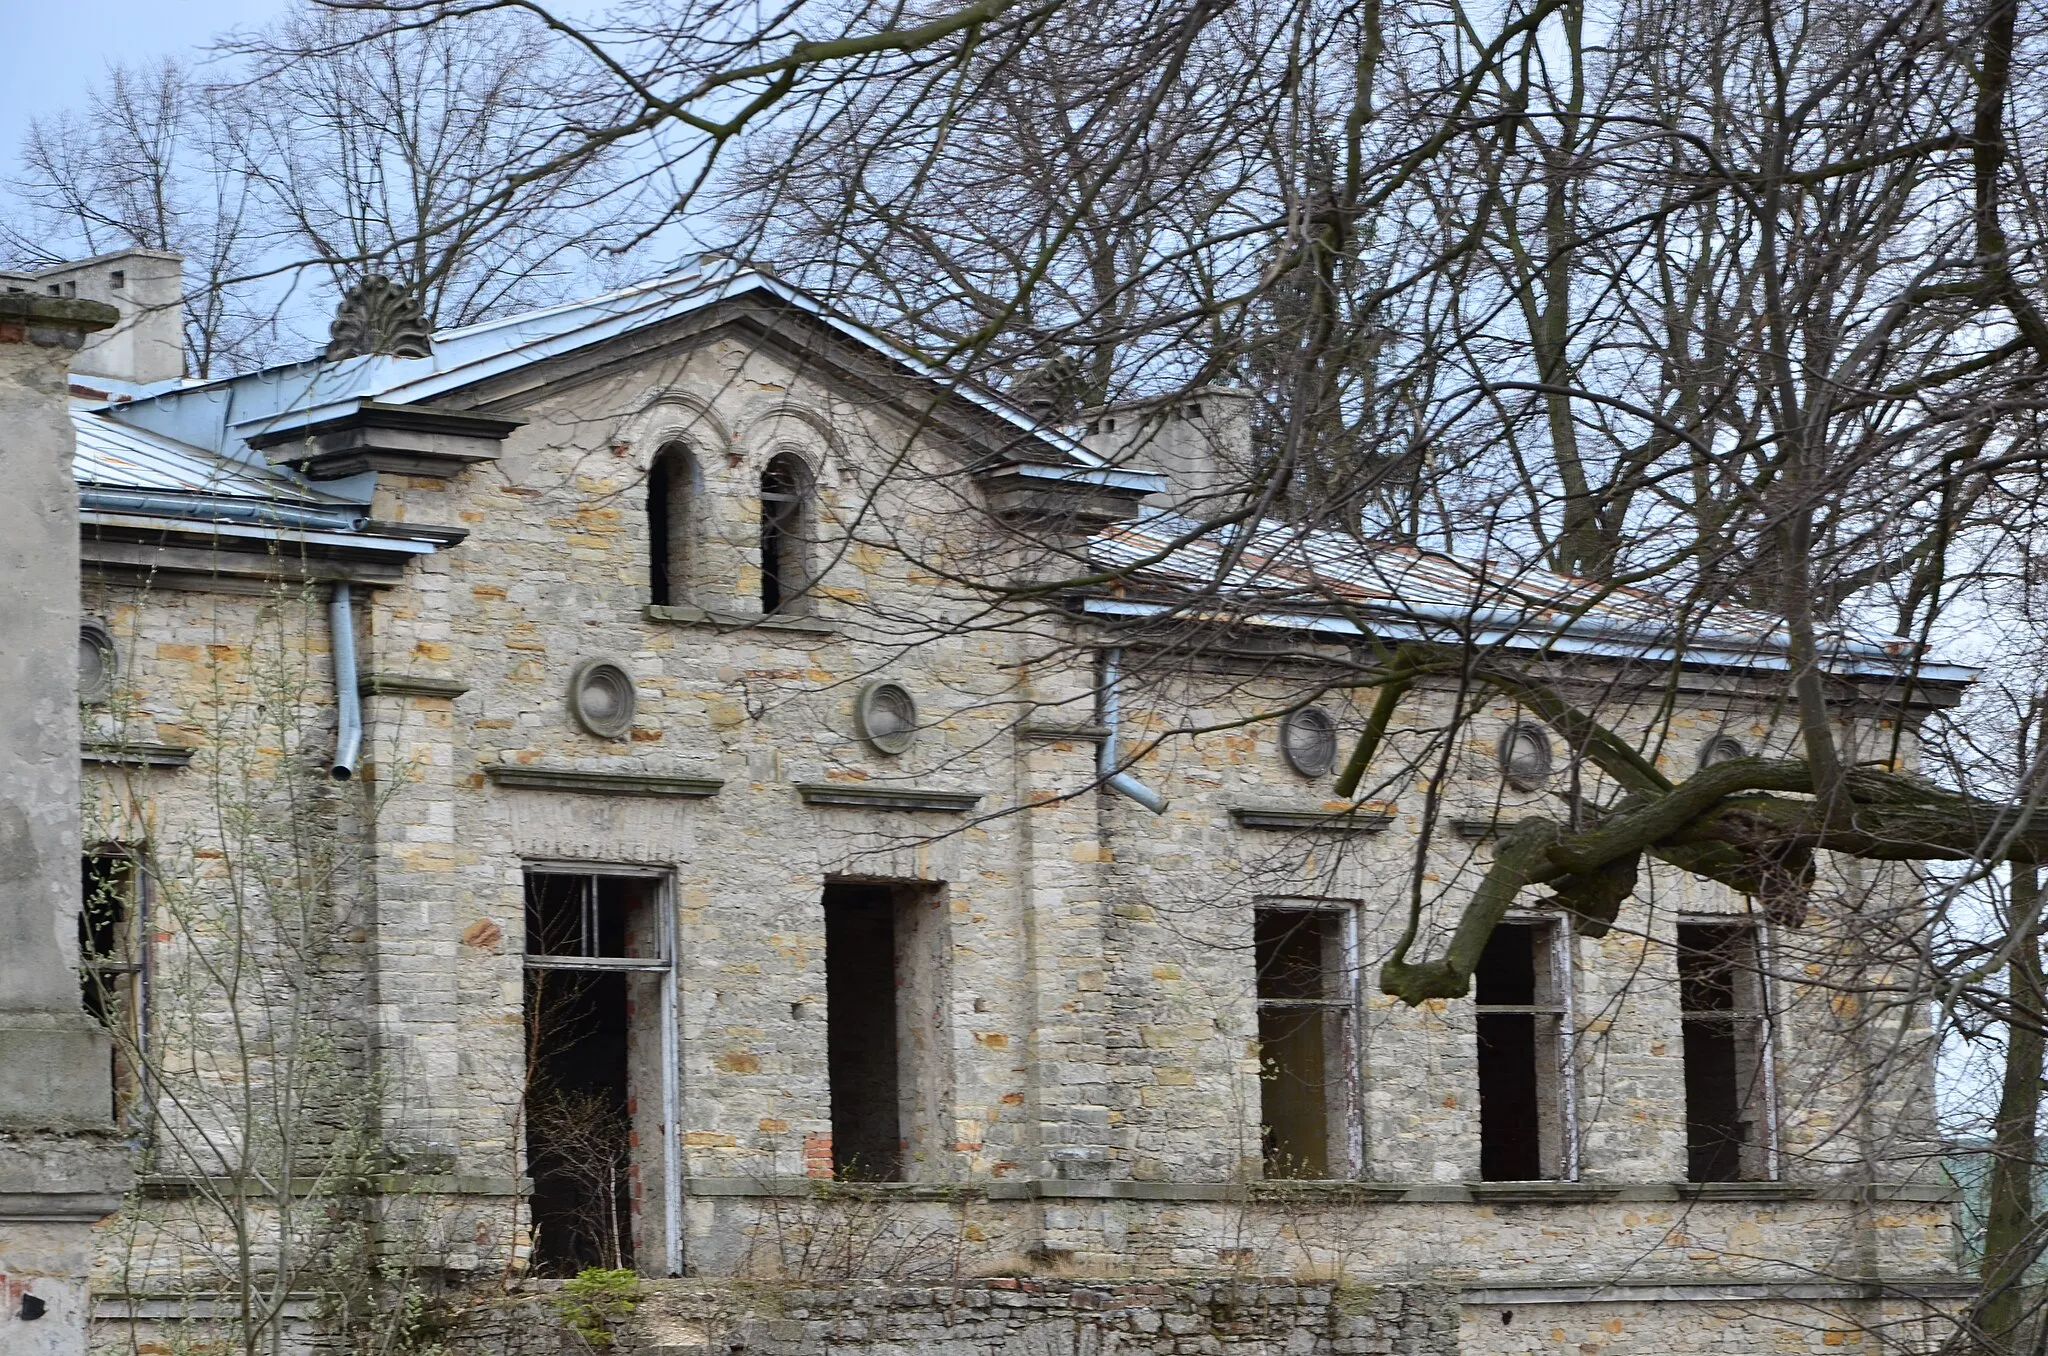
xmin=1381 ymin=757 xmax=2048 ymax=1006
xmin=1382 ymin=817 xmax=1565 ymax=1003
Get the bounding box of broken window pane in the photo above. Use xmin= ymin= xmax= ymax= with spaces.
xmin=1255 ymin=908 xmax=1352 ymax=1180
xmin=1475 ymin=921 xmax=1568 ymax=1180
xmin=1678 ymin=922 xmax=1771 ymax=1182
xmin=80 ymin=849 xmax=145 ymax=1124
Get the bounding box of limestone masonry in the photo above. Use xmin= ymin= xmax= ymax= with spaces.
xmin=7 ymin=252 xmax=1972 ymax=1353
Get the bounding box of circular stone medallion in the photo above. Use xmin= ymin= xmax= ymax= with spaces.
xmin=569 ymin=658 xmax=637 ymax=739
xmin=79 ymin=619 xmax=117 ymax=705
xmin=856 ymin=680 xmax=919 ymax=755
xmin=1498 ymin=721 xmax=1555 ymax=791
xmin=1279 ymin=706 xmax=1338 ymax=778
xmin=1700 ymin=733 xmax=1747 ymax=768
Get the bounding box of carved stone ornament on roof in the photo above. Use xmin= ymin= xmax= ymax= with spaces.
xmin=324 ymin=275 xmax=433 ymax=361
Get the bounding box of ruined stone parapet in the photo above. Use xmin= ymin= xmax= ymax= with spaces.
xmin=0 ymin=293 xmax=133 ymax=1356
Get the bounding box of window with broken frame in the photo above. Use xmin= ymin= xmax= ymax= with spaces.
xmin=1676 ymin=919 xmax=1778 ymax=1182
xmin=522 ymin=866 xmax=680 ymax=1277
xmin=1254 ymin=903 xmax=1361 ymax=1180
xmin=1473 ymin=916 xmax=1578 ymax=1181
xmin=81 ymin=847 xmax=149 ymax=1130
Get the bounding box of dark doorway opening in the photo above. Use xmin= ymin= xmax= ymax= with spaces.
xmin=824 ymin=884 xmax=898 ymax=1180
xmin=1255 ymin=909 xmax=1351 ymax=1179
xmin=524 ymin=872 xmax=668 ymax=1275
xmin=1475 ymin=921 xmax=1565 ymax=1181
xmin=821 ymin=880 xmax=949 ymax=1182
xmin=1678 ymin=922 xmax=1768 ymax=1181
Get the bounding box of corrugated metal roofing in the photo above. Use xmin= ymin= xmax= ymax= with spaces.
xmin=72 ymin=404 xmax=347 ymax=505
xmin=1089 ymin=512 xmax=1977 ymax=682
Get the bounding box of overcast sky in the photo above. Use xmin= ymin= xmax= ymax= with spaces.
xmin=1 ymin=0 xmax=293 ymax=156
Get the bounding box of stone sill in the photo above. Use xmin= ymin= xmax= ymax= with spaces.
xmin=681 ymin=1177 xmax=1945 ymax=1205
xmin=360 ymin=672 xmax=469 ymax=700
xmin=1230 ymin=805 xmax=1395 ymax=833
xmin=646 ymin=603 xmax=837 ymax=636
xmin=137 ymin=1173 xmax=529 ymax=1198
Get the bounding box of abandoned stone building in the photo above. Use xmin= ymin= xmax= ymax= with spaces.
xmin=22 ymin=246 xmax=1975 ymax=1353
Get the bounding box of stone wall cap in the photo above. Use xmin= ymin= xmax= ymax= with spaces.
xmin=0 ymin=294 xmax=120 ymax=343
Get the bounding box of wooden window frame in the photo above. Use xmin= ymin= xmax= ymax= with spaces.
xmin=1253 ymin=900 xmax=1362 ymax=1180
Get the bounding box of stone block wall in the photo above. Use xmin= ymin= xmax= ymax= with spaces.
xmin=624 ymin=1277 xmax=1461 ymax=1356
xmin=75 ymin=319 xmax=1960 ymax=1353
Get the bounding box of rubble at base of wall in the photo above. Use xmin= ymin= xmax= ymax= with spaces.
xmin=614 ymin=1277 xmax=1461 ymax=1356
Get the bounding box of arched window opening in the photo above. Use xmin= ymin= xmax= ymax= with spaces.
xmin=759 ymin=452 xmax=811 ymax=614
xmin=648 ymin=443 xmax=694 ymax=606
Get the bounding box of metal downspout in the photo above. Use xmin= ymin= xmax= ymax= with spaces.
xmin=1099 ymin=648 xmax=1167 ymax=814
xmin=330 ymin=583 xmax=362 ymax=780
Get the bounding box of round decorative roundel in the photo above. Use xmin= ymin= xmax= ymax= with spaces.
xmin=569 ymin=658 xmax=637 ymax=739
xmin=856 ymin=680 xmax=919 ymax=755
xmin=1280 ymin=706 xmax=1338 ymax=778
xmin=1700 ymin=734 xmax=1747 ymax=768
xmin=79 ymin=619 xmax=117 ymax=705
xmin=1498 ymin=721 xmax=1554 ymax=791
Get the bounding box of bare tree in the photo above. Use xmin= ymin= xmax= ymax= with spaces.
xmin=41 ymin=0 xmax=2048 ymax=1345
xmin=221 ymin=4 xmax=645 ymax=330
xmin=6 ymin=59 xmax=278 ymax=374
xmin=6 ymin=4 xmax=647 ymax=368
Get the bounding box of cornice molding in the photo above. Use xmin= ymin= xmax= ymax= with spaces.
xmin=1229 ymin=805 xmax=1395 ymax=833
xmin=359 ymin=673 xmax=469 ymax=700
xmin=484 ymin=765 xmax=724 ymax=799
xmin=795 ymin=783 xmax=983 ymax=813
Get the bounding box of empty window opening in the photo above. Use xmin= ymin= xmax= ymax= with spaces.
xmin=80 ymin=850 xmax=146 ymax=1123
xmin=822 ymin=881 xmax=950 ymax=1181
xmin=1475 ymin=921 xmax=1569 ymax=1180
xmin=524 ymin=871 xmax=673 ymax=1276
xmin=647 ymin=443 xmax=694 ymax=607
xmin=1255 ymin=909 xmax=1354 ymax=1179
xmin=109 ymin=269 xmax=126 ymax=289
xmin=759 ymin=453 xmax=810 ymax=614
xmin=1678 ymin=922 xmax=1771 ymax=1182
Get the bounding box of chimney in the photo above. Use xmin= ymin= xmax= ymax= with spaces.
xmin=1078 ymin=386 xmax=1256 ymax=517
xmin=0 ymin=248 xmax=185 ymax=387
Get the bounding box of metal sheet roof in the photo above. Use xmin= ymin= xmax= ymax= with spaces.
xmin=100 ymin=259 xmax=1102 ymax=470
xmin=1089 ymin=512 xmax=1978 ymax=682
xmin=72 ymin=404 xmax=348 ymax=505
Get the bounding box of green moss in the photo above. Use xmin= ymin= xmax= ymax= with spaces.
xmin=1331 ymin=1282 xmax=1382 ymax=1316
xmin=553 ymin=1268 xmax=641 ymax=1349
